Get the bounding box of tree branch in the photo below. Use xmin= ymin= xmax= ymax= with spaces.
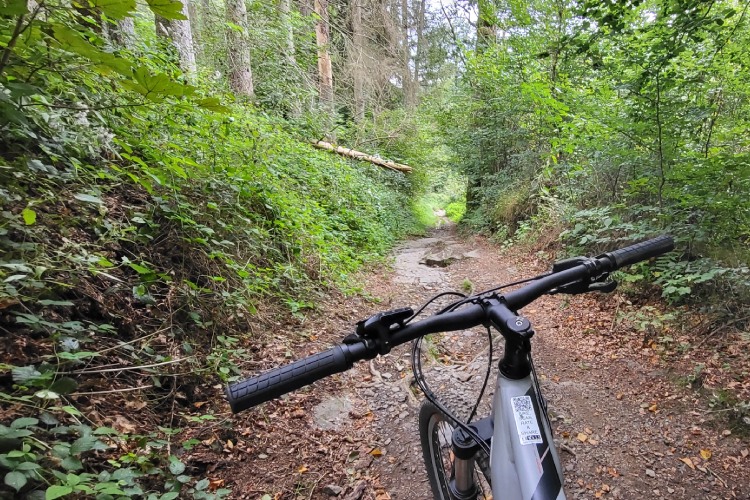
xmin=0 ymin=2 xmax=44 ymax=78
xmin=0 ymin=16 xmax=27 ymax=77
xmin=19 ymin=100 xmax=149 ymax=111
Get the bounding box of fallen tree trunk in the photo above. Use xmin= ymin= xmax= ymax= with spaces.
xmin=312 ymin=141 xmax=412 ymax=173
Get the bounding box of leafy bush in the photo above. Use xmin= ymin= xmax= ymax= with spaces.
xmin=0 ymin=3 xmax=420 ymax=497
xmin=561 ymin=205 xmax=750 ymax=312
xmin=445 ymin=201 xmax=465 ymax=222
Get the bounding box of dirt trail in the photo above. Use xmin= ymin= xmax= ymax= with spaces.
xmin=214 ymin=226 xmax=749 ymax=500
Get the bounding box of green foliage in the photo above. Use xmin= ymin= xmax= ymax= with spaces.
xmin=410 ymin=200 xmax=437 ymax=231
xmin=0 ymin=2 xmax=420 ymax=498
xmin=0 ymin=414 xmax=229 ymax=499
xmin=445 ymin=201 xmax=465 ymax=223
xmin=436 ymin=0 xmax=750 ymax=314
xmin=561 ymin=205 xmax=750 ymax=309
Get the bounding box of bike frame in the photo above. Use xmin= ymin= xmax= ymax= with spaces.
xmin=444 ymin=316 xmax=565 ymax=500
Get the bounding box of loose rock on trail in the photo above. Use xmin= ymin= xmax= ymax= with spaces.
xmin=206 ymin=225 xmax=749 ymax=499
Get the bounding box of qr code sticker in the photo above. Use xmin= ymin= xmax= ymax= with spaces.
xmin=511 ymin=396 xmax=543 ymax=445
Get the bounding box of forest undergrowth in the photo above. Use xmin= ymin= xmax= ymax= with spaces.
xmin=0 ymin=103 xmax=424 ymax=499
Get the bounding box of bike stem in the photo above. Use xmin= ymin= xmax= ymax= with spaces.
xmin=484 ymin=296 xmax=535 ymax=380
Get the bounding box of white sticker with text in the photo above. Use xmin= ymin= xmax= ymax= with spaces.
xmin=511 ymin=396 xmax=543 ymax=445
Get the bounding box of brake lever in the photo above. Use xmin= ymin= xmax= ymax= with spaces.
xmin=549 ymin=278 xmax=618 ymax=295
xmin=343 ymin=307 xmax=414 ymax=355
xmin=587 ymin=280 xmax=618 ymax=293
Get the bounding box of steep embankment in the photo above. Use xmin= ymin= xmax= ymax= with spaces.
xmin=217 ymin=225 xmax=750 ymax=499
xmin=0 ymin=107 xmax=420 ymax=498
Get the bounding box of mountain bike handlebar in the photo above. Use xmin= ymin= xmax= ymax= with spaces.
xmin=226 ymin=235 xmax=674 ymax=413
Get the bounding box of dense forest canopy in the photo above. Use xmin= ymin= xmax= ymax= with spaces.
xmin=0 ymin=0 xmax=748 ymax=498
xmin=458 ymin=0 xmax=750 ymax=308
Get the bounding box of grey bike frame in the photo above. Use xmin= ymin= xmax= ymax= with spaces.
xmin=488 ymin=369 xmax=565 ymax=500
xmin=448 ymin=365 xmax=565 ymax=500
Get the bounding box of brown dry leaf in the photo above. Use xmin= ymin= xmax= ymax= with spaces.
xmin=375 ymin=491 xmax=391 ymax=500
xmin=0 ymin=298 xmax=19 ymax=310
xmin=616 ymin=393 xmax=624 ymax=400
xmin=298 ymin=465 xmax=308 ymax=473
xmin=607 ymin=467 xmax=619 ymax=478
xmin=589 ymin=439 xmax=600 ymax=446
xmin=680 ymin=457 xmax=696 ymax=470
xmin=125 ymin=400 xmax=147 ymax=411
xmin=584 ymin=427 xmax=593 ymax=435
xmin=700 ymin=449 xmax=712 ymax=460
xmin=741 ymin=449 xmax=749 ymax=458
xmin=370 ymin=448 xmax=384 ymax=457
xmin=577 ymin=433 xmax=588 ymax=443
xmin=193 ymin=401 xmax=208 ymax=408
xmin=112 ymin=414 xmax=137 ymax=434
xmin=208 ymin=478 xmax=225 ymax=491
xmin=561 ymin=431 xmax=570 ymax=438
xmin=648 ymin=404 xmax=658 ymax=412
xmin=349 ymin=410 xmax=373 ymax=420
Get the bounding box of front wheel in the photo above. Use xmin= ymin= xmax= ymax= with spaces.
xmin=419 ymin=401 xmax=492 ymax=500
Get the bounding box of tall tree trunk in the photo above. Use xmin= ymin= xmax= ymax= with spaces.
xmin=279 ymin=0 xmax=296 ymax=63
xmin=314 ymin=0 xmax=334 ymax=115
xmin=194 ymin=0 xmax=213 ymax=66
xmin=111 ymin=17 xmax=135 ymax=48
xmin=414 ymin=0 xmax=425 ymax=92
xmin=155 ymin=1 xmax=197 ymax=78
xmin=226 ymin=0 xmax=254 ymax=97
xmin=467 ymin=0 xmax=498 ymax=213
xmin=299 ymin=0 xmax=312 ymax=16
xmin=350 ymin=0 xmax=365 ymax=122
xmin=401 ymin=0 xmax=414 ymax=109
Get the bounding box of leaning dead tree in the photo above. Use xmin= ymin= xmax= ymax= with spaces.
xmin=313 ymin=141 xmax=412 ymax=173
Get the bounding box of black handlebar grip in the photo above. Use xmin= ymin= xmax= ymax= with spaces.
xmin=605 ymin=235 xmax=674 ymax=269
xmin=226 ymin=346 xmax=350 ymax=413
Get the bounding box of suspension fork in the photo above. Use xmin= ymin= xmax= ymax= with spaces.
xmin=450 ymin=417 xmax=493 ymax=500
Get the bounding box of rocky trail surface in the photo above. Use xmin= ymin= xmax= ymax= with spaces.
xmin=201 ymin=226 xmax=750 ymax=499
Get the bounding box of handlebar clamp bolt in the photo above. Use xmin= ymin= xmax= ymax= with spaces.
xmin=505 ymin=316 xmax=534 ymax=338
